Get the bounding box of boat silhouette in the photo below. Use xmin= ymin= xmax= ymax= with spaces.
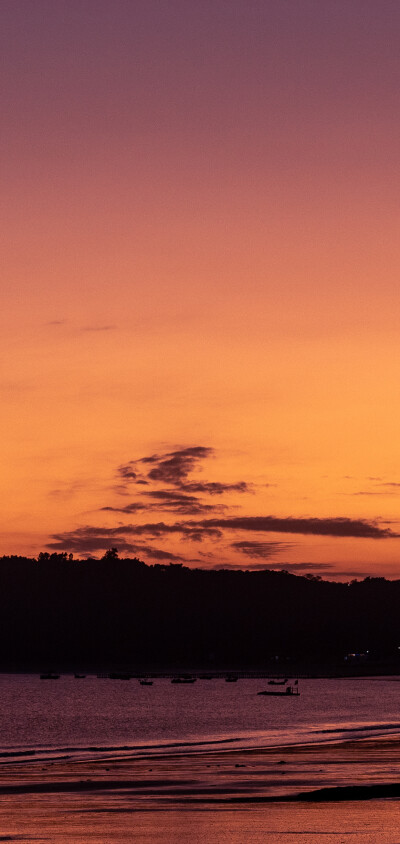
xmin=171 ymin=677 xmax=196 ymax=684
xmin=258 ymin=682 xmax=299 ymax=697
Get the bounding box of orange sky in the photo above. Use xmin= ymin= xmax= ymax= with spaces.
xmin=2 ymin=0 xmax=400 ymax=578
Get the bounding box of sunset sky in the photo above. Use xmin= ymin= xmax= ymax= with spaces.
xmin=2 ymin=0 xmax=400 ymax=578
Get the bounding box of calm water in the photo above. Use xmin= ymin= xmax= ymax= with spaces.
xmin=1 ymin=675 xmax=400 ymax=842
xmin=0 ymin=674 xmax=399 ymax=757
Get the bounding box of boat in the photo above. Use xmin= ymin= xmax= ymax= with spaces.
xmin=225 ymin=675 xmax=238 ymax=682
xmin=268 ymin=677 xmax=288 ymax=685
xmin=139 ymin=679 xmax=153 ymax=685
xmin=257 ymin=683 xmax=299 ymax=697
xmin=171 ymin=677 xmax=197 ymax=684
xmin=74 ymin=674 xmax=86 ymax=678
xmin=40 ymin=673 xmax=60 ymax=680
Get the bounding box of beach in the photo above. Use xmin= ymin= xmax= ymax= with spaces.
xmin=1 ymin=675 xmax=400 ymax=841
xmin=1 ymin=733 xmax=400 ymax=842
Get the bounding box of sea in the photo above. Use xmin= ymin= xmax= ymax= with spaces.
xmin=1 ymin=674 xmax=400 ymax=842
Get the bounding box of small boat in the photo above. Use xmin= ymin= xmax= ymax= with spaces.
xmin=171 ymin=677 xmax=197 ymax=684
xmin=258 ymin=683 xmax=299 ymax=697
xmin=139 ymin=679 xmax=153 ymax=685
xmin=40 ymin=673 xmax=60 ymax=680
xmin=225 ymin=675 xmax=238 ymax=682
xmin=74 ymin=674 xmax=86 ymax=679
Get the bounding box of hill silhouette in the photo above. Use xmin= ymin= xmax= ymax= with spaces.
xmin=0 ymin=552 xmax=398 ymax=673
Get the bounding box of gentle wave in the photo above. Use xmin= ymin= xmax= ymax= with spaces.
xmin=0 ymin=736 xmax=244 ymax=765
xmin=2 ymin=720 xmax=400 ymax=765
xmin=314 ymin=721 xmax=400 ymax=735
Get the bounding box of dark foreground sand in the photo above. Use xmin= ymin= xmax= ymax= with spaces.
xmin=1 ymin=737 xmax=400 ymax=842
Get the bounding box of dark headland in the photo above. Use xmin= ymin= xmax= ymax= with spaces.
xmin=1 ymin=551 xmax=399 ymax=675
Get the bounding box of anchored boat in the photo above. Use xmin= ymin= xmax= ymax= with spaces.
xmin=258 ymin=682 xmax=299 ymax=697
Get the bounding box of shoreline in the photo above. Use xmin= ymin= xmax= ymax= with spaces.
xmin=0 ymin=732 xmax=399 ymax=806
xmin=3 ymin=668 xmax=400 ymax=679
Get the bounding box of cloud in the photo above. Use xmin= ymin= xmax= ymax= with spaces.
xmin=278 ymin=562 xmax=333 ymax=572
xmin=142 ymin=489 xmax=225 ymax=515
xmin=351 ymin=491 xmax=400 ymax=497
xmin=231 ymin=540 xmax=290 ymax=559
xmin=140 ymin=546 xmax=182 ymax=561
xmin=48 ymin=531 xmax=139 ymax=554
xmin=145 ymin=490 xmax=205 ymax=504
xmin=181 ymin=528 xmax=222 ymax=542
xmin=117 ymin=463 xmax=137 ymax=481
xmin=122 ymin=521 xmax=222 ymax=541
xmin=46 ymin=445 xmax=398 ymax=570
xmin=100 ymin=503 xmax=147 ymax=514
xmin=49 ymin=509 xmax=395 ymax=563
xmin=180 ymin=481 xmax=250 ymax=495
xmin=81 ymin=325 xmax=117 ymax=332
xmin=350 ymin=479 xmax=400 ymax=495
xmin=142 ymin=446 xmax=213 ymax=484
xmin=186 ymin=516 xmax=396 ymax=539
xmin=46 ymin=320 xmax=117 ymax=333
xmin=48 ymin=528 xmax=183 ymax=562
xmin=100 ymin=489 xmax=225 ymax=516
xmin=48 ymin=520 xmax=222 ymax=554
xmin=48 ymin=482 xmax=85 ymax=501
xmin=114 ymin=446 xmax=255 ymax=502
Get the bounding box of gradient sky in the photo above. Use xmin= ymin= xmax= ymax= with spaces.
xmin=2 ymin=0 xmax=400 ymax=578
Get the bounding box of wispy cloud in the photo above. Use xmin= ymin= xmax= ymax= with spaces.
xmin=47 ymin=447 xmax=398 ymax=567
xmin=351 ymin=491 xmax=400 ymax=497
xmin=111 ymin=447 xmax=250 ymax=511
xmin=231 ymin=540 xmax=291 ymax=559
xmin=48 ymin=527 xmax=183 ymax=562
xmin=186 ymin=516 xmax=395 ymax=539
xmin=142 ymin=446 xmax=213 ymax=484
xmin=180 ymin=481 xmax=250 ymax=495
xmin=100 ymin=491 xmax=224 ymax=516
xmin=48 ymin=519 xmax=223 ymax=554
xmin=141 ymin=489 xmax=225 ymax=515
xmin=117 ymin=463 xmax=137 ymax=481
xmin=48 ymin=482 xmax=85 ymax=501
xmin=100 ymin=503 xmax=147 ymax=514
xmin=81 ymin=325 xmax=117 ymax=332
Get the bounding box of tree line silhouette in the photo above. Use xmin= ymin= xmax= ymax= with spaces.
xmin=0 ymin=550 xmax=398 ymax=672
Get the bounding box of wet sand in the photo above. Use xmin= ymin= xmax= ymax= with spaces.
xmin=0 ymin=735 xmax=399 ymax=842
xmin=0 ymin=736 xmax=400 ymax=841
xmin=1 ymin=733 xmax=400 ymax=803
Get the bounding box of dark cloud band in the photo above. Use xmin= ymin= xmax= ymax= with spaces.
xmin=186 ymin=515 xmax=395 ymax=539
